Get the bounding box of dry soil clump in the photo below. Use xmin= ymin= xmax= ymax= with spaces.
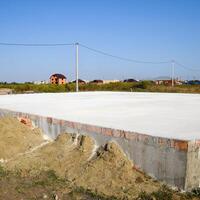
xmin=0 ymin=117 xmax=44 ymax=161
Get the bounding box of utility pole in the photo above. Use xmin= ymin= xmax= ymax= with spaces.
xmin=171 ymin=60 xmax=175 ymax=87
xmin=75 ymin=42 xmax=79 ymax=92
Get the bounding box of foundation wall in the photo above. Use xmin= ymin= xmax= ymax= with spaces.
xmin=185 ymin=141 xmax=200 ymax=190
xmin=0 ymin=108 xmax=193 ymax=190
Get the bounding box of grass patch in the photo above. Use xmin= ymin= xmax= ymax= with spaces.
xmin=137 ymin=185 xmax=174 ymax=200
xmin=0 ymin=165 xmax=8 ymax=178
xmin=1 ymin=166 xmax=200 ymax=199
xmin=70 ymin=186 xmax=119 ymax=200
xmin=136 ymin=191 xmax=153 ymax=200
xmin=152 ymin=185 xmax=173 ymax=200
xmin=30 ymin=170 xmax=67 ymax=187
xmin=191 ymin=187 xmax=200 ymax=197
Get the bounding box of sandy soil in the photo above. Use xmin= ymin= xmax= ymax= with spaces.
xmin=4 ymin=132 xmax=160 ymax=199
xmin=0 ymin=116 xmax=199 ymax=200
xmin=4 ymin=133 xmax=94 ymax=179
xmin=0 ymin=117 xmax=44 ymax=161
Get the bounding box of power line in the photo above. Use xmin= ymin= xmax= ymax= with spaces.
xmin=79 ymin=43 xmax=171 ymax=64
xmin=0 ymin=42 xmax=74 ymax=46
xmin=174 ymin=61 xmax=200 ymax=72
xmin=0 ymin=42 xmax=199 ymax=71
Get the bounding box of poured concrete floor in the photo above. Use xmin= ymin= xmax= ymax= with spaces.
xmin=0 ymin=92 xmax=199 ymax=140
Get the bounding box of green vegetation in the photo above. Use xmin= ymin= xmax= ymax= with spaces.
xmin=136 ymin=191 xmax=153 ymax=200
xmin=191 ymin=187 xmax=200 ymax=197
xmin=136 ymin=185 xmax=173 ymax=200
xmin=70 ymin=186 xmax=118 ymax=200
xmin=0 ymin=82 xmax=68 ymax=93
xmin=136 ymin=185 xmax=200 ymax=200
xmin=151 ymin=185 xmax=173 ymax=200
xmin=0 ymin=164 xmax=200 ymax=200
xmin=1 ymin=81 xmax=200 ymax=94
xmin=0 ymin=166 xmax=120 ymax=200
xmin=0 ymin=165 xmax=7 ymax=178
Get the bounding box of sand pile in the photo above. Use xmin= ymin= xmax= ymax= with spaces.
xmin=4 ymin=132 xmax=95 ymax=180
xmin=76 ymin=142 xmax=160 ymax=199
xmin=4 ymin=130 xmax=160 ymax=198
xmin=0 ymin=117 xmax=44 ymax=161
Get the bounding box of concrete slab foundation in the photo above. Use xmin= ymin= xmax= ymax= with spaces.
xmin=0 ymin=108 xmax=199 ymax=190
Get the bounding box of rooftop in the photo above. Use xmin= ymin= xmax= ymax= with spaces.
xmin=50 ymin=73 xmax=66 ymax=79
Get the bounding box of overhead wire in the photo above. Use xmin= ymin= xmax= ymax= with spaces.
xmin=79 ymin=43 xmax=171 ymax=64
xmin=0 ymin=42 xmax=74 ymax=46
xmin=174 ymin=61 xmax=200 ymax=72
xmin=0 ymin=42 xmax=199 ymax=72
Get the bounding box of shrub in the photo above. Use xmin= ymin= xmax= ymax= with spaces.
xmin=152 ymin=185 xmax=173 ymax=200
xmin=136 ymin=191 xmax=153 ymax=200
xmin=0 ymin=165 xmax=7 ymax=177
xmin=191 ymin=187 xmax=200 ymax=197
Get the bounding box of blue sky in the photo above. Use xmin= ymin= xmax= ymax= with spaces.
xmin=0 ymin=0 xmax=200 ymax=82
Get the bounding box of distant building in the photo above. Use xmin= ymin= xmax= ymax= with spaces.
xmin=123 ymin=79 xmax=138 ymax=83
xmin=186 ymin=80 xmax=200 ymax=85
xmin=89 ymin=79 xmax=120 ymax=84
xmin=33 ymin=80 xmax=49 ymax=85
xmin=155 ymin=79 xmax=182 ymax=86
xmin=71 ymin=79 xmax=86 ymax=85
xmin=90 ymin=80 xmax=104 ymax=84
xmin=50 ymin=74 xmax=67 ymax=85
xmin=103 ymin=80 xmax=120 ymax=84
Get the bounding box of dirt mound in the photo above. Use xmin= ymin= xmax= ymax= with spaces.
xmin=4 ymin=129 xmax=160 ymax=199
xmin=76 ymin=142 xmax=160 ymax=199
xmin=5 ymin=132 xmax=95 ymax=180
xmin=0 ymin=117 xmax=44 ymax=161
